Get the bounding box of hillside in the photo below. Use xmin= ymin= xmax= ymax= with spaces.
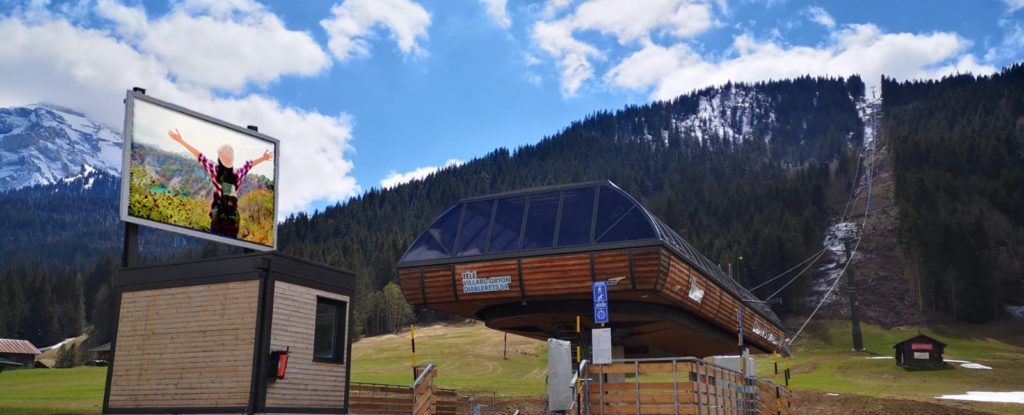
xmin=3 ymin=67 xmax=1024 ymax=347
xmin=884 ymin=64 xmax=1024 ymax=322
xmin=281 ymin=76 xmax=867 ymax=335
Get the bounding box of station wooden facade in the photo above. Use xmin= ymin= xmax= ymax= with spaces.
xmin=398 ymin=181 xmax=787 ymax=357
xmin=103 ymin=252 xmax=356 ymax=414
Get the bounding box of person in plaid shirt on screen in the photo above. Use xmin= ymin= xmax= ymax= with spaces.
xmin=167 ymin=128 xmax=273 ymax=237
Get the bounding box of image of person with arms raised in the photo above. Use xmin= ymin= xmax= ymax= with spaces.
xmin=167 ymin=128 xmax=273 ymax=238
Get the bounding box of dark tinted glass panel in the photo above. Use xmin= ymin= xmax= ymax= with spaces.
xmin=521 ymin=191 xmax=560 ymax=250
xmin=557 ymin=187 xmax=596 ymax=246
xmin=314 ymin=300 xmax=339 ymax=359
xmin=402 ymin=205 xmax=462 ymax=261
xmin=487 ymin=197 xmax=526 ymax=253
xmin=594 ymin=186 xmax=635 ymax=237
xmin=456 ymin=200 xmax=494 ymax=256
xmin=403 ymin=232 xmax=447 ymax=261
xmin=433 ymin=205 xmax=463 ymax=251
xmin=596 ymin=206 xmax=656 ymax=242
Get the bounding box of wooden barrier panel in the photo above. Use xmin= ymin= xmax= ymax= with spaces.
xmin=585 ymin=360 xmax=794 ymax=415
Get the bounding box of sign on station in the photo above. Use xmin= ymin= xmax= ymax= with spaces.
xmin=592 ymin=328 xmax=612 ymax=365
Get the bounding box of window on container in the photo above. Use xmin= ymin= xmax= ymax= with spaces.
xmin=594 ymin=186 xmax=656 ymax=243
xmin=487 ymin=197 xmax=526 ymax=253
xmin=456 ymin=200 xmax=495 ymax=256
xmin=520 ymin=191 xmax=560 ymax=250
xmin=557 ymin=187 xmax=596 ymax=246
xmin=402 ymin=205 xmax=463 ymax=261
xmin=313 ymin=297 xmax=347 ymax=364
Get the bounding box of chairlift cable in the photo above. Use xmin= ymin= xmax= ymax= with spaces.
xmin=788 ymin=147 xmax=874 ymax=346
xmin=765 ymin=249 xmax=828 ymax=300
xmin=749 ymin=247 xmax=828 ymax=291
xmin=748 ymin=144 xmax=864 ymax=295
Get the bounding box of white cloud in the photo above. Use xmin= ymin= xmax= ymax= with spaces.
xmin=530 ymin=0 xmax=714 ymax=96
xmin=320 ymin=0 xmax=431 ymax=61
xmin=1002 ymin=0 xmax=1024 ymax=12
xmin=607 ymin=24 xmax=996 ymax=101
xmin=531 ymin=19 xmax=601 ymax=96
xmin=540 ymin=0 xmax=573 ymax=19
xmin=806 ymin=6 xmax=835 ymax=29
xmin=96 ymin=0 xmax=330 ymax=92
xmin=380 ymin=159 xmax=462 ymax=189
xmin=480 ymin=0 xmax=511 ymax=29
xmin=985 ymin=18 xmax=1024 ymax=62
xmin=0 ymin=10 xmax=359 ymax=216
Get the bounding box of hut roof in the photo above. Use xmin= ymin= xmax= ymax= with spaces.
xmin=0 ymin=338 xmax=40 ymax=355
xmin=893 ymin=334 xmax=947 ymax=348
xmin=89 ymin=343 xmax=111 ymax=353
xmin=398 ymin=180 xmax=783 ymax=327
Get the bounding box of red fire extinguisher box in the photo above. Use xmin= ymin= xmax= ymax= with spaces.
xmin=103 ymin=252 xmax=355 ymax=414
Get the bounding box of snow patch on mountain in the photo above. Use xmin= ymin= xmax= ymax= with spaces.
xmin=62 ymin=164 xmax=99 ymax=190
xmin=674 ymin=85 xmax=775 ymax=144
xmin=811 ymin=221 xmax=861 ymax=306
xmin=806 ymin=94 xmax=879 ymax=306
xmin=855 ymin=94 xmax=881 ymax=153
xmin=0 ymin=104 xmax=121 ymax=193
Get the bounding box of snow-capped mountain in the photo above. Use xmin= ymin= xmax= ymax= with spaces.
xmin=0 ymin=104 xmax=121 ymax=193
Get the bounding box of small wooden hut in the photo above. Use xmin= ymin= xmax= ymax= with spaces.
xmin=0 ymin=339 xmax=40 ymax=370
xmin=893 ymin=334 xmax=946 ymax=368
xmin=103 ymin=252 xmax=355 ymax=414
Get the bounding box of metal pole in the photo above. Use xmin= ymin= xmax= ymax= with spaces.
xmin=576 ymin=315 xmax=581 ymax=365
xmin=695 ymin=360 xmax=702 ymax=415
xmin=411 ymin=323 xmax=417 ymax=382
xmin=846 ymin=251 xmax=864 ymax=351
xmin=121 ymin=222 xmax=139 ymax=267
xmin=673 ymin=360 xmax=679 ymax=415
xmin=635 ymin=361 xmax=640 ymax=414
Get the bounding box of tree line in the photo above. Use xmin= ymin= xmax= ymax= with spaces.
xmin=886 ymin=63 xmax=1024 ymax=322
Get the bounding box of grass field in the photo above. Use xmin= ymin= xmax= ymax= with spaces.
xmin=757 ymin=320 xmax=1024 ymax=414
xmin=0 ymin=367 xmax=106 ymax=415
xmin=350 ymin=321 xmax=547 ymax=396
xmin=1 ymin=319 xmax=1022 ymax=414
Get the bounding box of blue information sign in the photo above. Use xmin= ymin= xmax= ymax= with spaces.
xmin=593 ymin=281 xmax=609 ymax=324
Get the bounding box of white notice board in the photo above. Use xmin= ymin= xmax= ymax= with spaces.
xmin=592 ymin=328 xmax=612 ymax=364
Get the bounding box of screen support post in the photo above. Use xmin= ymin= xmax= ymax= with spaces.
xmin=122 ymin=222 xmax=139 ymax=268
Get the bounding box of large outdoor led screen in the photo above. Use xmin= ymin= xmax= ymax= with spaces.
xmin=119 ymin=91 xmax=279 ymax=250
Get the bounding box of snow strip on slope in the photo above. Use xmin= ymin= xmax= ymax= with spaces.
xmin=935 ymin=391 xmax=1024 ymax=404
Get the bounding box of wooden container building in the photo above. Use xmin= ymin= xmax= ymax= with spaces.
xmin=397 ymin=181 xmax=787 ymax=357
xmin=103 ymin=252 xmax=355 ymax=414
xmin=893 ymin=334 xmax=946 ymax=368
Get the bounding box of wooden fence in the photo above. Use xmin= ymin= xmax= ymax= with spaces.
xmin=577 ymin=358 xmax=793 ymax=415
xmin=348 ymin=364 xmax=478 ymax=415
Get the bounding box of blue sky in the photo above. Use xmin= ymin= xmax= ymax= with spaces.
xmin=0 ymin=0 xmax=1021 ymax=215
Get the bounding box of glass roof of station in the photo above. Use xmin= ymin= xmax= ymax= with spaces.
xmin=398 ymin=181 xmax=781 ymax=326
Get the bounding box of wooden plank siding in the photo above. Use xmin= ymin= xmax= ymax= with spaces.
xmin=107 ymin=280 xmax=259 ymax=409
xmin=398 ymin=246 xmax=786 ymax=354
xmin=399 ymin=268 xmax=424 ymax=305
xmin=521 ymin=253 xmax=591 ymax=297
xmin=264 ymin=281 xmax=350 ymax=409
